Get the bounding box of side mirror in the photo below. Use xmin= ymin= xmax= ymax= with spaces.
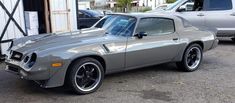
xmin=177 ymin=6 xmax=186 ymax=12
xmin=134 ymin=32 xmax=147 ymax=39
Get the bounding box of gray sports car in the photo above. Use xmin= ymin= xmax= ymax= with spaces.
xmin=5 ymin=13 xmax=218 ymax=94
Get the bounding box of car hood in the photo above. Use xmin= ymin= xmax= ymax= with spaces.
xmin=11 ymin=28 xmax=109 ymax=53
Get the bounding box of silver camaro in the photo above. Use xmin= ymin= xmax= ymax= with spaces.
xmin=5 ymin=13 xmax=218 ymax=94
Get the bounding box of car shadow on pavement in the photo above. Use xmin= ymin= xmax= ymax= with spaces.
xmin=106 ymin=63 xmax=181 ymax=78
xmin=21 ymin=80 xmax=75 ymax=95
xmin=19 ymin=63 xmax=181 ymax=95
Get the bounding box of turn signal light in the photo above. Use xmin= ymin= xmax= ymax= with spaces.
xmin=52 ymin=63 xmax=62 ymax=67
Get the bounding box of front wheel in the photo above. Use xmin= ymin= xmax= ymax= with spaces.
xmin=67 ymin=58 xmax=104 ymax=95
xmin=177 ymin=44 xmax=203 ymax=72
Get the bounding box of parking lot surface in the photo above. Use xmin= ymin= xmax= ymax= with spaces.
xmin=0 ymin=39 xmax=235 ymax=103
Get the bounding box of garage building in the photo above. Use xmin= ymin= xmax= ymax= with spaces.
xmin=0 ymin=0 xmax=78 ymax=56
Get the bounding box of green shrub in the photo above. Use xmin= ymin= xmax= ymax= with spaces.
xmin=166 ymin=0 xmax=177 ymax=3
xmin=139 ymin=7 xmax=152 ymax=12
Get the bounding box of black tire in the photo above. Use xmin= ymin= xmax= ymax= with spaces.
xmin=67 ymin=58 xmax=104 ymax=95
xmin=176 ymin=44 xmax=203 ymax=72
xmin=231 ymin=38 xmax=235 ymax=42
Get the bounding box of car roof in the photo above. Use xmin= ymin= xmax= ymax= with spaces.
xmin=79 ymin=9 xmax=103 ymax=16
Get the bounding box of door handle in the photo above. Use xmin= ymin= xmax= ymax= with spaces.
xmin=197 ymin=13 xmax=204 ymax=16
xmin=231 ymin=13 xmax=235 ymax=16
xmin=173 ymin=38 xmax=179 ymax=41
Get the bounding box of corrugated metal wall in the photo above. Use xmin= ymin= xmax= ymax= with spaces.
xmin=0 ymin=0 xmax=26 ymax=54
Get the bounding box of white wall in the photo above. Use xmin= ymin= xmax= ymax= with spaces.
xmin=0 ymin=0 xmax=78 ymax=54
xmin=50 ymin=0 xmax=77 ymax=33
xmin=78 ymin=1 xmax=91 ymax=10
xmin=139 ymin=0 xmax=166 ymax=8
xmin=0 ymin=0 xmax=26 ymax=54
xmin=69 ymin=0 xmax=78 ymax=31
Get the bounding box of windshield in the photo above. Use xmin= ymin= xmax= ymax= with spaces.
xmin=165 ymin=0 xmax=183 ymax=10
xmin=94 ymin=15 xmax=137 ymax=37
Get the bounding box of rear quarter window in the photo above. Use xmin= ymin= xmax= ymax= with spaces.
xmin=205 ymin=0 xmax=233 ymax=11
xmin=136 ymin=17 xmax=175 ymax=36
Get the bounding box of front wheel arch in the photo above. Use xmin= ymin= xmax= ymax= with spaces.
xmin=65 ymin=55 xmax=106 ymax=85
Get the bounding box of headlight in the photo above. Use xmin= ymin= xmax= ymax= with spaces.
xmin=24 ymin=56 xmax=29 ymax=63
xmin=24 ymin=53 xmax=37 ymax=68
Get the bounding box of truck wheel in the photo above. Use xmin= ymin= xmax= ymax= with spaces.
xmin=231 ymin=38 xmax=235 ymax=42
xmin=68 ymin=58 xmax=104 ymax=95
xmin=177 ymin=44 xmax=203 ymax=72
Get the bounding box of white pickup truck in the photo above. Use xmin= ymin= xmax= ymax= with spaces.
xmin=151 ymin=0 xmax=235 ymax=41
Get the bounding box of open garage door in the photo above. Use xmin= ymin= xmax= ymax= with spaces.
xmin=49 ymin=0 xmax=71 ymax=33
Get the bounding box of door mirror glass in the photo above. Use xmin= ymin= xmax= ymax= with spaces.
xmin=185 ymin=3 xmax=194 ymax=11
xmin=178 ymin=2 xmax=194 ymax=12
xmin=134 ymin=32 xmax=147 ymax=39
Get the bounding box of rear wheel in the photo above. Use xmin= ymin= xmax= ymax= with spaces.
xmin=231 ymin=38 xmax=235 ymax=42
xmin=67 ymin=58 xmax=104 ymax=94
xmin=177 ymin=44 xmax=203 ymax=72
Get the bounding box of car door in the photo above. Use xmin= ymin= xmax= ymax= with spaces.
xmin=174 ymin=0 xmax=206 ymax=28
xmin=125 ymin=17 xmax=180 ymax=69
xmin=203 ymin=0 xmax=235 ymax=36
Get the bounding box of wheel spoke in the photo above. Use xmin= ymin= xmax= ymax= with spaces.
xmin=76 ymin=74 xmax=84 ymax=79
xmin=89 ymin=77 xmax=96 ymax=82
xmin=189 ymin=59 xmax=194 ymax=66
xmin=187 ymin=59 xmax=192 ymax=66
xmin=82 ymin=65 xmax=86 ymax=70
xmin=81 ymin=80 xmax=90 ymax=88
xmin=78 ymin=78 xmax=86 ymax=87
xmin=90 ymin=68 xmax=95 ymax=73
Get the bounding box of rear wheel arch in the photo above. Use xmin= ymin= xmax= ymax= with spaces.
xmin=187 ymin=41 xmax=204 ymax=51
xmin=181 ymin=41 xmax=204 ymax=60
xmin=176 ymin=41 xmax=204 ymax=62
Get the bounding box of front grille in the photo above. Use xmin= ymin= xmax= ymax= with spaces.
xmin=8 ymin=66 xmax=19 ymax=73
xmin=10 ymin=51 xmax=23 ymax=61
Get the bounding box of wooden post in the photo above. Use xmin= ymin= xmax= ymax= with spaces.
xmin=44 ymin=0 xmax=51 ymax=33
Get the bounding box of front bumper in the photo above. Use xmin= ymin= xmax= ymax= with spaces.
xmin=211 ymin=38 xmax=219 ymax=49
xmin=5 ymin=60 xmax=50 ymax=81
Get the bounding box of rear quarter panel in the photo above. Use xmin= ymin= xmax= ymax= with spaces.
xmin=173 ymin=26 xmax=215 ymax=62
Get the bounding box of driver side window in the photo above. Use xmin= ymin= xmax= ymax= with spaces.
xmin=178 ymin=0 xmax=204 ymax=12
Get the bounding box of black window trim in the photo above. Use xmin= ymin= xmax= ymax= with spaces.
xmin=136 ymin=17 xmax=176 ymax=37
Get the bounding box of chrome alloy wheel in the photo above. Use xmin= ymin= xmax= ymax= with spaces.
xmin=74 ymin=62 xmax=102 ymax=92
xmin=186 ymin=47 xmax=202 ymax=70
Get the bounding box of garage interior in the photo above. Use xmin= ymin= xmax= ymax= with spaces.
xmin=23 ymin=0 xmax=51 ymax=34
